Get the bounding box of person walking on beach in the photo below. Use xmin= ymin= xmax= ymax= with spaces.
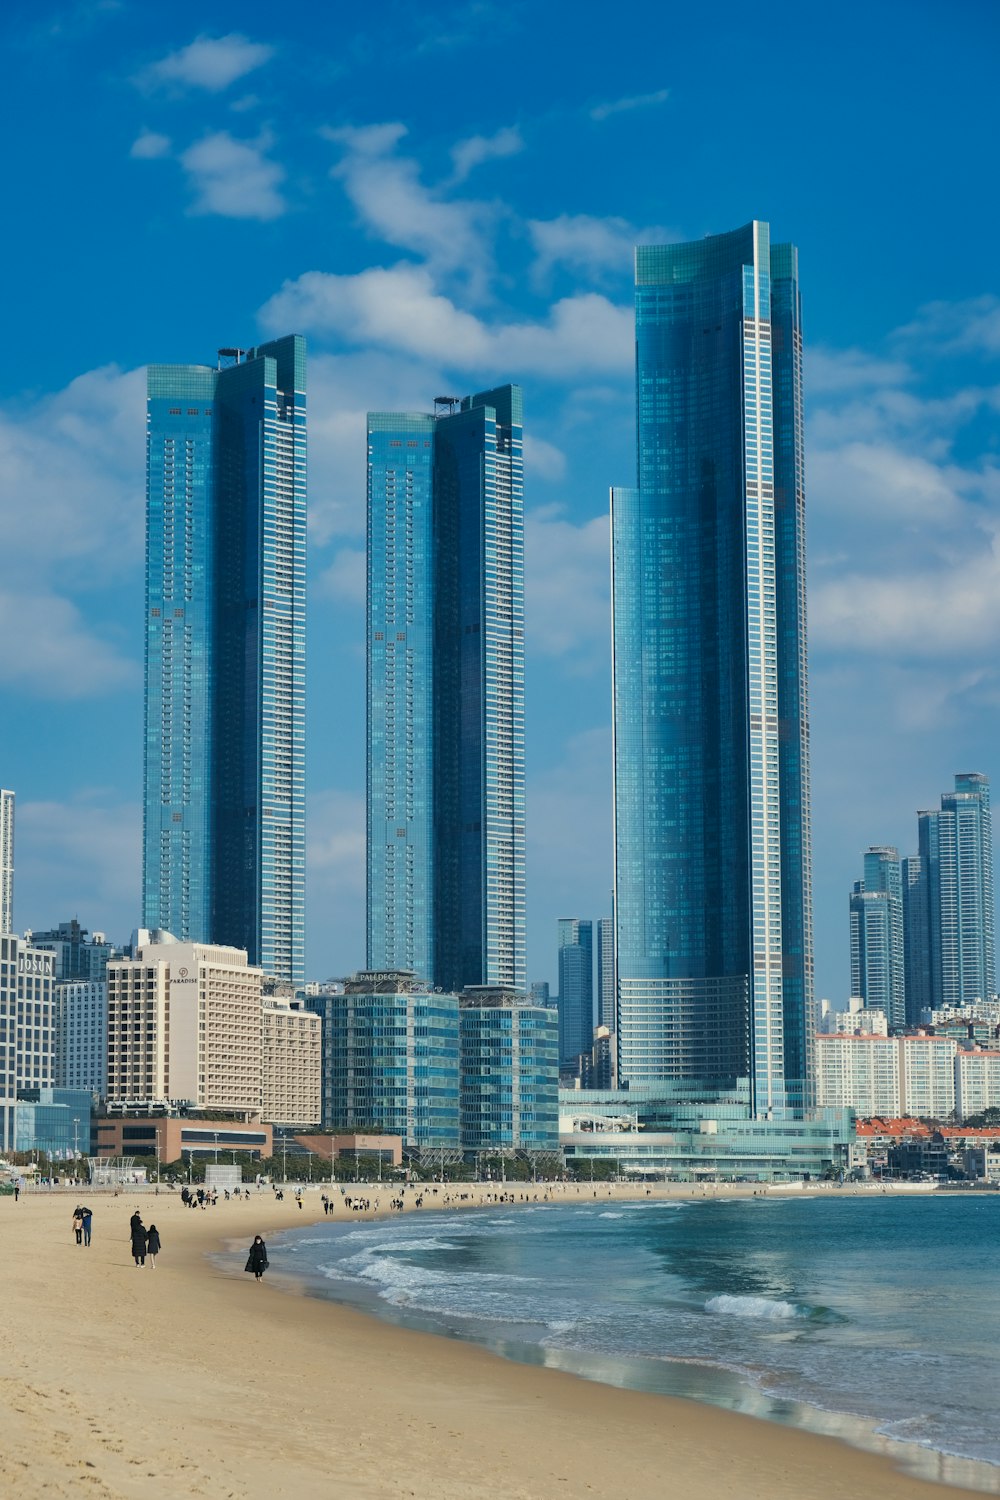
xmin=72 ymin=1207 xmax=84 ymax=1245
xmin=245 ymin=1235 xmax=269 ymax=1283
xmin=81 ymin=1206 xmax=93 ymax=1246
xmin=130 ymin=1211 xmax=147 ymax=1267
xmin=146 ymin=1224 xmax=161 ymax=1268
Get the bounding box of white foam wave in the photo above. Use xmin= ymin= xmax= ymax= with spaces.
xmin=705 ymin=1294 xmax=802 ymax=1321
xmin=598 ymin=1211 xmax=625 ymax=1219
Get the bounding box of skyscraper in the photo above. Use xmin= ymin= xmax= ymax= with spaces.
xmin=912 ymin=773 xmax=995 ymax=1010
xmin=143 ymin=337 xmax=306 ymax=982
xmin=367 ymin=388 xmax=525 ymax=993
xmin=611 ymin=222 xmax=812 ymax=1116
xmin=849 ymin=846 xmax=905 ymax=1027
xmin=0 ymin=788 xmax=13 ymax=935
xmin=556 ymin=918 xmax=593 ymax=1066
xmin=596 ymin=914 xmax=616 ymax=1030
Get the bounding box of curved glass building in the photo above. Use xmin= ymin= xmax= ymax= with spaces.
xmin=611 ymin=222 xmax=813 ymax=1117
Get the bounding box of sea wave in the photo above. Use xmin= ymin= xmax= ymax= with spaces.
xmin=705 ymin=1294 xmax=804 ymax=1321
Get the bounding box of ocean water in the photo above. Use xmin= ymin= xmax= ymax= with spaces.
xmin=247 ymin=1193 xmax=1000 ymax=1491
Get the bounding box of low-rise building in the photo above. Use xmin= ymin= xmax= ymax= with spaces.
xmin=95 ymin=1115 xmax=272 ymax=1163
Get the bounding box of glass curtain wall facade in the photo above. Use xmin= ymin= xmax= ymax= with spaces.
xmin=849 ymin=846 xmax=905 ymax=1027
xmin=460 ymin=994 xmax=559 ymax=1152
xmin=611 ymin=222 xmax=813 ymax=1117
xmin=915 ymin=774 xmax=995 ymax=1010
xmin=597 ymin=915 xmax=616 ymax=1030
xmin=557 ymin=918 xmax=594 ymax=1066
xmin=367 ymin=388 xmax=525 ymax=993
xmin=143 ymin=336 xmax=306 ymax=981
xmin=0 ymin=789 xmax=13 ymax=935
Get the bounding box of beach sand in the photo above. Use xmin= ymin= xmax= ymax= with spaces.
xmin=0 ymin=1183 xmax=986 ymax=1500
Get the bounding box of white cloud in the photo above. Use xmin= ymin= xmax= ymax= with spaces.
xmin=260 ymin=263 xmax=632 ymax=378
xmin=180 ymin=130 xmax=286 ymax=220
xmin=325 ymin=122 xmax=494 ymax=282
xmin=140 ymin=32 xmax=274 ymax=93
xmin=0 ymin=590 xmax=136 ymax=697
xmin=129 ymin=129 xmax=171 ymax=159
xmin=317 ymin=548 xmax=366 ymax=604
xmin=806 ymin=345 xmax=912 ymax=396
xmin=590 ymin=88 xmax=669 ymax=122
xmin=528 ymin=214 xmax=638 ymax=283
xmin=525 ymin=507 xmax=610 ymax=663
xmin=17 ymin=794 xmax=140 ymax=939
xmin=306 ymin=790 xmax=366 ymax=976
xmin=449 ymin=125 xmax=524 ymax=184
xmin=894 ymin=295 xmax=1000 ymax=356
xmin=522 ymin=434 xmax=566 ymax=482
xmin=0 ymin=363 xmax=145 ymax=572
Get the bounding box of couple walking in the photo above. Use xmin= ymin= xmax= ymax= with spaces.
xmin=71 ymin=1205 xmax=93 ymax=1246
xmin=129 ymin=1211 xmax=162 ymax=1268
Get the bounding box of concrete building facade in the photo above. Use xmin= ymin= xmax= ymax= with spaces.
xmin=261 ymin=995 xmax=321 ymax=1127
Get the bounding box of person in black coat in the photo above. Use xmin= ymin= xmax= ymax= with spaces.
xmin=245 ymin=1235 xmax=269 ymax=1283
xmin=146 ymin=1224 xmax=161 ymax=1268
xmin=129 ymin=1211 xmax=146 ymax=1267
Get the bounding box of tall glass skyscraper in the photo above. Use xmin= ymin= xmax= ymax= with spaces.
xmin=849 ymin=846 xmax=905 ymax=1027
xmin=912 ymin=773 xmax=995 ymax=1010
xmin=557 ymin=918 xmax=594 ymax=1066
xmin=611 ymin=222 xmax=812 ymax=1117
xmin=367 ymin=388 xmax=525 ymax=993
xmin=143 ymin=336 xmax=306 ymax=982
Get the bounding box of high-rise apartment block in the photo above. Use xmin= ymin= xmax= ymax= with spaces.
xmin=849 ymin=847 xmax=905 ymax=1028
xmin=911 ymin=775 xmax=995 ymax=1011
xmin=0 ymin=789 xmax=14 ymax=935
xmin=309 ymin=973 xmax=461 ymax=1149
xmin=460 ymin=989 xmax=559 ymax=1153
xmin=557 ymin=918 xmax=593 ymax=1067
xmin=261 ymin=993 xmax=321 ymax=1127
xmin=612 ymin=223 xmax=812 ymax=1115
xmin=29 ymin=919 xmax=118 ymax=982
xmin=107 ymin=932 xmax=263 ymax=1111
xmin=55 ymin=980 xmax=107 ymax=1094
xmin=366 ymin=388 xmax=525 ymax=994
xmin=143 ymin=337 xmax=306 ymax=982
xmin=596 ymin=915 xmax=616 ymax=1030
xmin=0 ymin=934 xmax=56 ymax=1151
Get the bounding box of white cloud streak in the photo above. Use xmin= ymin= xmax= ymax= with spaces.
xmin=590 ymin=88 xmax=669 ymax=122
xmin=139 ymin=33 xmax=274 ymax=93
xmin=129 ymin=130 xmax=171 ymax=159
xmin=180 ymin=130 xmax=286 ymax=220
xmin=449 ymin=125 xmax=524 ymax=183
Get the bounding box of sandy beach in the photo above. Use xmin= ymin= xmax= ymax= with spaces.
xmin=0 ymin=1182 xmax=989 ymax=1500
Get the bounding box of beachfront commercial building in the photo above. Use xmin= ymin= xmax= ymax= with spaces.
xmin=107 ymin=932 xmax=262 ymax=1113
xmin=95 ymin=1114 xmax=273 ymax=1164
xmin=261 ymin=994 xmax=321 ymax=1128
xmin=143 ymin=337 xmax=306 ymax=983
xmin=15 ymin=1087 xmax=93 ymax=1159
xmin=460 ymin=988 xmax=559 ymax=1154
xmin=0 ymin=934 xmax=56 ymax=1151
xmin=309 ymin=972 xmax=461 ymax=1151
xmin=0 ymin=788 xmax=13 ymax=935
xmin=366 ymin=388 xmax=525 ymax=995
xmin=611 ymin=222 xmax=813 ymax=1118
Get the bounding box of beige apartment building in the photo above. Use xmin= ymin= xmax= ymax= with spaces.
xmin=107 ymin=931 xmax=262 ymax=1112
xmin=261 ymin=996 xmax=321 ymax=1127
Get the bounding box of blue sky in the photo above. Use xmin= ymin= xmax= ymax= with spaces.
xmin=1 ymin=0 xmax=999 ymax=1002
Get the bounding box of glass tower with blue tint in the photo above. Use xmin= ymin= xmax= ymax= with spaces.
xmin=460 ymin=990 xmax=559 ymax=1152
xmin=143 ymin=336 xmax=306 ymax=982
xmin=557 ymin=917 xmax=594 ymax=1066
xmin=914 ymin=773 xmax=995 ymax=1010
xmin=611 ymin=223 xmax=812 ymax=1117
xmin=849 ymin=846 xmax=905 ymax=1027
xmin=367 ymin=388 xmax=525 ymax=994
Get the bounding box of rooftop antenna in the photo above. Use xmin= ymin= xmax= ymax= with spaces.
xmin=434 ymin=395 xmax=460 ymax=416
xmin=217 ymin=347 xmax=245 ymax=369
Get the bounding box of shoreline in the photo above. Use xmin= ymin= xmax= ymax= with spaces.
xmin=0 ymin=1182 xmax=992 ymax=1499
